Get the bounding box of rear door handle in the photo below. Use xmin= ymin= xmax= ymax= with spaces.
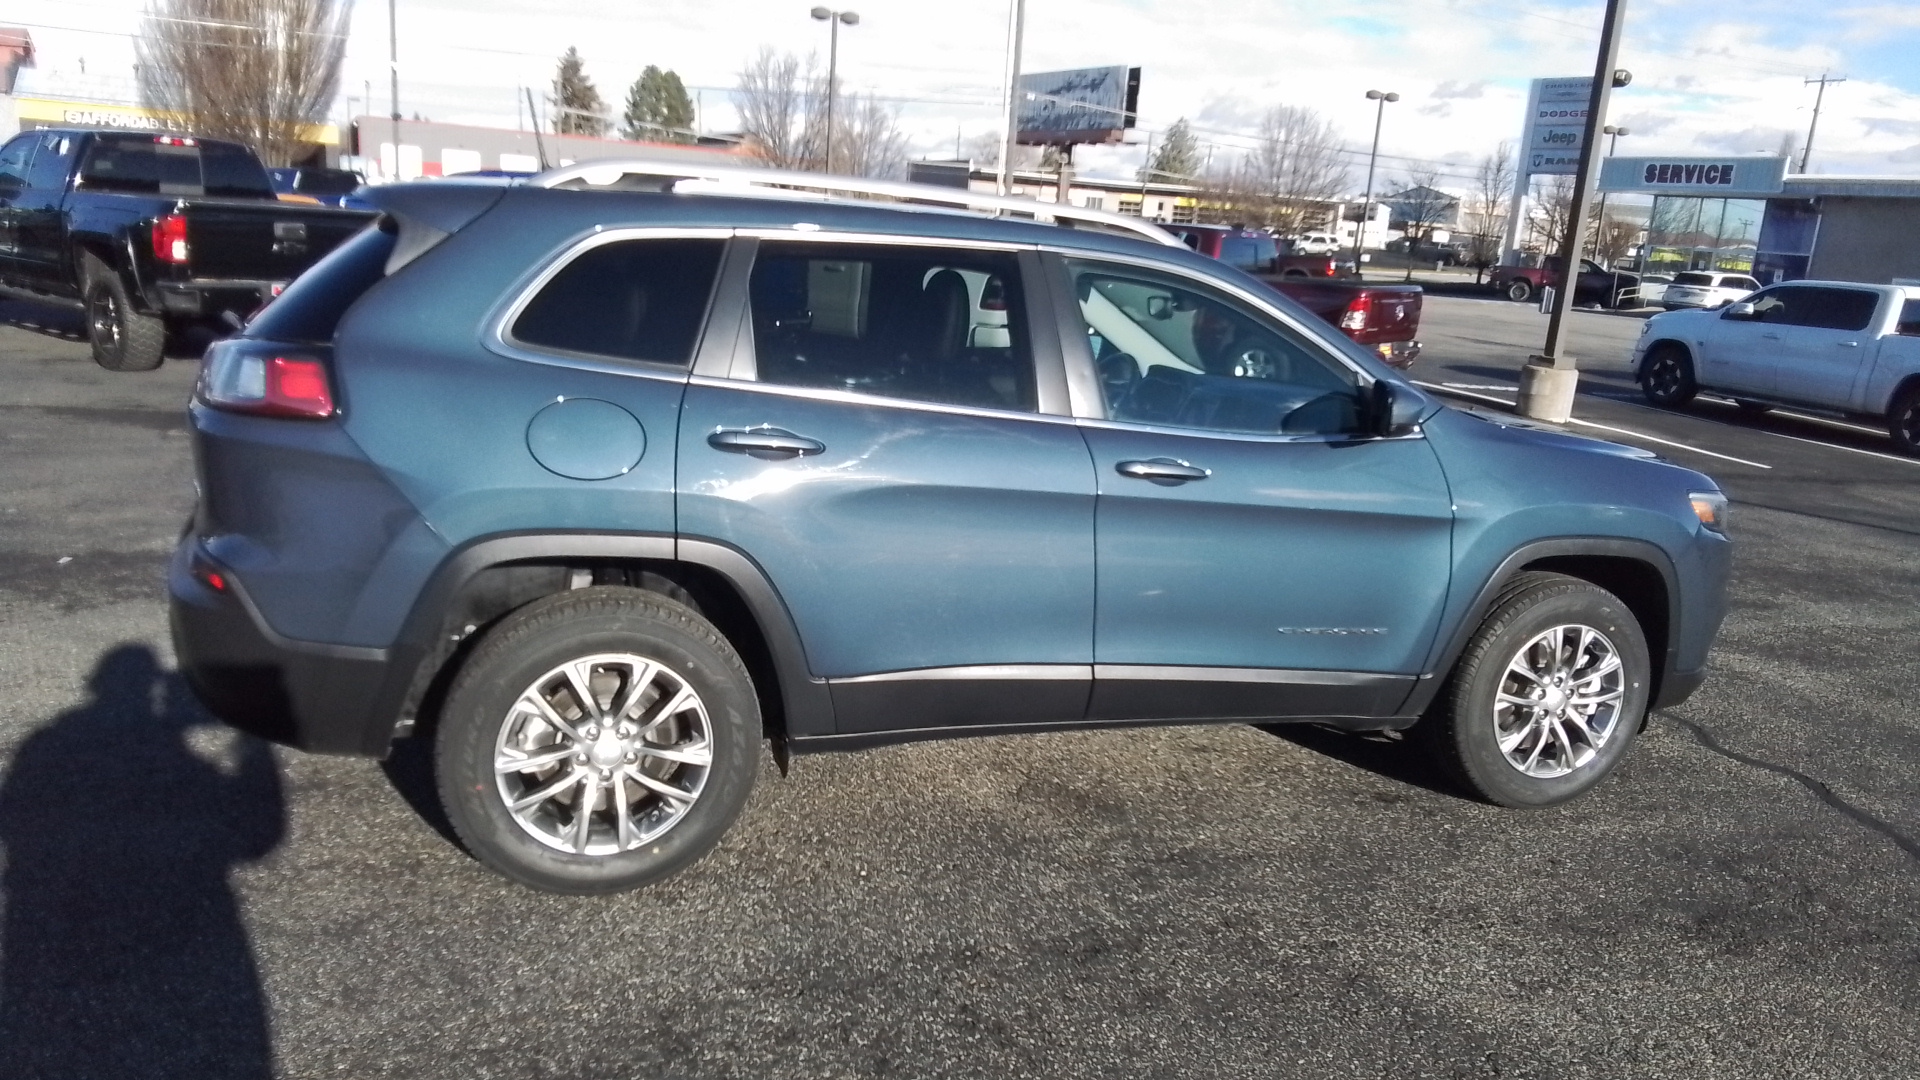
xmin=1836 ymin=340 xmax=1860 ymax=348
xmin=1116 ymin=458 xmax=1210 ymax=483
xmin=1760 ymin=332 xmax=1782 ymax=340
xmin=707 ymin=428 xmax=825 ymax=458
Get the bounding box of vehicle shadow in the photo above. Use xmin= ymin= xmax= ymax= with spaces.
xmin=0 ymin=298 xmax=86 ymax=343
xmin=1254 ymin=723 xmax=1470 ymax=802
xmin=0 ymin=644 xmax=284 ymax=1079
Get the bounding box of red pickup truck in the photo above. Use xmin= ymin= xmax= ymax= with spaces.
xmin=1164 ymin=223 xmax=1423 ymax=368
xmin=1492 ymin=257 xmax=1643 ymax=308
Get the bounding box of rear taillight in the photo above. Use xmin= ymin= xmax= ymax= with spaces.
xmin=196 ymin=341 xmax=335 ymax=419
xmin=1339 ymin=292 xmax=1372 ymax=332
xmin=152 ymin=213 xmax=189 ymax=264
xmin=1321 ymin=259 xmax=1337 ymax=278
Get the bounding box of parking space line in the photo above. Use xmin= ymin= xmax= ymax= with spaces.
xmin=1593 ymin=392 xmax=1920 ymax=468
xmin=1415 ymin=380 xmax=1774 ymax=470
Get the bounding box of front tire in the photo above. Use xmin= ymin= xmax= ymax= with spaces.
xmin=1638 ymin=342 xmax=1697 ymax=407
xmin=1420 ymin=573 xmax=1651 ymax=808
xmin=1504 ymin=278 xmax=1532 ymax=303
xmin=435 ymin=587 xmax=760 ymax=894
xmin=81 ymin=254 xmax=165 ymax=372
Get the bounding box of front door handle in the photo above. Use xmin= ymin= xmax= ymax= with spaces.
xmin=707 ymin=427 xmax=825 ymax=459
xmin=1116 ymin=458 xmax=1210 ymax=483
xmin=1836 ymin=340 xmax=1860 ymax=348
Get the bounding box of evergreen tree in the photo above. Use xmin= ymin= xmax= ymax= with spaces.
xmin=551 ymin=47 xmax=609 ymax=137
xmin=1143 ymin=117 xmax=1200 ymax=183
xmin=621 ymin=65 xmax=697 ymax=143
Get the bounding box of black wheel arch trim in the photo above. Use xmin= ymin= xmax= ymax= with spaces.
xmin=1401 ymin=536 xmax=1684 ymax=718
xmin=1637 ymin=338 xmax=1693 ymax=375
xmin=367 ymin=530 xmax=833 ymax=755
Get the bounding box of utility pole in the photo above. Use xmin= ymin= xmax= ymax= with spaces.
xmin=811 ymin=7 xmax=860 ymax=174
xmin=388 ymin=0 xmax=400 ymax=178
xmin=1515 ymin=0 xmax=1631 ymax=423
xmin=1800 ymin=72 xmax=1845 ymax=174
xmin=996 ymin=0 xmax=1027 ymax=197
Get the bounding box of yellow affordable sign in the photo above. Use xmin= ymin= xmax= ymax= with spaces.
xmin=14 ymin=97 xmax=338 ymax=144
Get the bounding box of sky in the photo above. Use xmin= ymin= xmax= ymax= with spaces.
xmin=11 ymin=0 xmax=1920 ymax=189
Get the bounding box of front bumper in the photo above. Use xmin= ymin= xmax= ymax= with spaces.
xmin=169 ymin=539 xmax=401 ymax=755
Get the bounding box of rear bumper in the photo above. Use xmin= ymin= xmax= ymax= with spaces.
xmin=147 ymin=279 xmax=285 ymax=318
xmin=169 ymin=539 xmax=401 ymax=755
xmin=1371 ymin=339 xmax=1422 ymax=369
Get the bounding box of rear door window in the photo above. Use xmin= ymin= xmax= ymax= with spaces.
xmin=1897 ymin=299 xmax=1920 ymax=336
xmin=1793 ymin=287 xmax=1879 ymax=332
xmin=24 ymin=133 xmax=75 ymax=190
xmin=748 ymin=241 xmax=1036 ymax=413
xmin=510 ymin=237 xmax=725 ymax=365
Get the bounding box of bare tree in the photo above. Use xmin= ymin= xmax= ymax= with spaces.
xmin=1526 ymin=173 xmax=1577 ymax=259
xmin=733 ymin=48 xmax=905 ymax=177
xmin=1387 ymin=166 xmax=1453 ymax=280
xmin=1465 ymin=143 xmax=1514 ymax=282
xmin=136 ymin=0 xmax=351 ymax=167
xmin=1239 ymin=105 xmax=1350 ymax=234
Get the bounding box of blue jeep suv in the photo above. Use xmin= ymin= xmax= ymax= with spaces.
xmin=169 ymin=163 xmax=1731 ymax=894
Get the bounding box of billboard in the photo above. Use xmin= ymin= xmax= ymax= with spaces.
xmin=1522 ymin=77 xmax=1591 ymax=177
xmin=1016 ymin=66 xmax=1140 ymax=146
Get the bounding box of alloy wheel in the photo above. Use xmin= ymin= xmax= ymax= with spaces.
xmin=493 ymin=652 xmax=712 ymax=855
xmin=89 ymin=289 xmax=121 ymax=355
xmin=1491 ymin=624 xmax=1626 ymax=779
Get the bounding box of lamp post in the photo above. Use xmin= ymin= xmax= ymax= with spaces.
xmin=997 ymin=0 xmax=1027 ymax=197
xmin=810 ymin=6 xmax=859 ymax=174
xmin=1591 ymin=124 xmax=1629 ymax=259
xmin=388 ymin=0 xmax=399 ymax=178
xmin=1352 ymin=89 xmax=1398 ymax=276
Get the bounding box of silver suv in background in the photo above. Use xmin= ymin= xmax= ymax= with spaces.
xmin=1661 ymin=271 xmax=1761 ymax=311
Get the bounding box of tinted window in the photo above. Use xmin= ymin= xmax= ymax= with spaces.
xmin=512 ymin=238 xmax=723 ymax=365
xmin=1795 ymin=287 xmax=1879 ymax=332
xmin=1745 ymin=286 xmax=1807 ymax=324
xmin=1673 ymin=272 xmax=1715 ymax=286
xmin=1897 ymin=299 xmax=1920 ymax=337
xmin=1219 ymin=235 xmax=1278 ymax=272
xmin=0 ymin=135 xmax=31 ymax=187
xmin=294 ymin=168 xmax=364 ymax=196
xmin=749 ymin=242 xmax=1036 ymax=412
xmin=1068 ymin=259 xmax=1362 ymax=436
xmin=77 ymin=135 xmax=273 ymax=198
xmin=25 ymin=132 xmax=75 ymax=189
xmin=246 ymin=220 xmax=397 ymax=343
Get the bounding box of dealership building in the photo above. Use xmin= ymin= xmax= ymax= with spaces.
xmin=1598 ymin=154 xmax=1920 ymax=286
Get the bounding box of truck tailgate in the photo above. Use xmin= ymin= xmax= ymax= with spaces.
xmin=185 ymin=202 xmax=375 ymax=281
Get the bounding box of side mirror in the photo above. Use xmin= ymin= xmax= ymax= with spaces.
xmin=1721 ymin=302 xmax=1757 ymax=320
xmin=1367 ymin=380 xmax=1425 ymax=437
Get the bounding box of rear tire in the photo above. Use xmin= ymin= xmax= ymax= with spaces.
xmin=1638 ymin=342 xmax=1697 ymax=407
xmin=1418 ymin=572 xmax=1651 ymax=808
xmin=82 ymin=254 xmax=165 ymax=372
xmin=1889 ymin=384 xmax=1920 ymax=457
xmin=434 ymin=586 xmax=760 ymax=894
xmin=1504 ymin=279 xmax=1532 ymax=303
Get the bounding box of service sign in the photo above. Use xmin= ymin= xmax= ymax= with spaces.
xmin=1597 ymin=156 xmax=1790 ymax=197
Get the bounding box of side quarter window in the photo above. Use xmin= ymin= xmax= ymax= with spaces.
xmin=1066 ymin=258 xmax=1363 ymax=436
xmin=747 ymin=241 xmax=1037 ymax=413
xmin=510 ymin=237 xmax=725 ymax=365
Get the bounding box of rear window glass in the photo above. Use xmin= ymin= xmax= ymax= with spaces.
xmin=295 ymin=168 xmax=363 ymax=196
xmin=1673 ymin=272 xmax=1714 ymax=286
xmin=78 ymin=135 xmax=274 ymax=198
xmin=245 ymin=220 xmax=397 ymax=343
xmin=1220 ymin=235 xmax=1278 ymax=272
xmin=511 ymin=238 xmax=724 ymax=365
xmin=1898 ymin=299 xmax=1920 ymax=336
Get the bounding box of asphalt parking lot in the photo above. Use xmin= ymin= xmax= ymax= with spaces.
xmin=1 ymin=293 xmax=1916 ymax=1079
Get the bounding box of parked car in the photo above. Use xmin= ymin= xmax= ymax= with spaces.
xmin=1163 ymin=222 xmax=1423 ymax=367
xmin=1493 ymin=258 xmax=1641 ymax=309
xmin=268 ymin=165 xmax=370 ymax=209
xmin=0 ymin=128 xmax=373 ymax=370
xmin=1635 ymin=273 xmax=1674 ymax=306
xmin=170 ymin=163 xmax=1731 ymax=894
xmin=1636 ymin=280 xmax=1920 ymax=454
xmin=1385 ymin=237 xmax=1463 ymax=266
xmin=1291 ymin=231 xmax=1341 ymax=255
xmin=1659 ymin=271 xmax=1760 ymax=312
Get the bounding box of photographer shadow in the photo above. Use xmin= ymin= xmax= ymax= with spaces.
xmin=0 ymin=644 xmax=284 ymax=1079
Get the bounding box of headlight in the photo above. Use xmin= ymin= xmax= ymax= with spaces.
xmin=1689 ymin=491 xmax=1728 ymax=534
xmin=1640 ymin=321 xmax=1652 ymax=335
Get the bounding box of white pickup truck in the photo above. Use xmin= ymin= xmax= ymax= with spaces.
xmin=1633 ymin=280 xmax=1920 ymax=454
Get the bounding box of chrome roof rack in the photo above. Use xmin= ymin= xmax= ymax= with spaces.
xmin=532 ymin=158 xmax=1184 ymax=249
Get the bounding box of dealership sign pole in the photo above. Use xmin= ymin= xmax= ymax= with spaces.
xmin=1515 ymin=0 xmax=1629 ymax=424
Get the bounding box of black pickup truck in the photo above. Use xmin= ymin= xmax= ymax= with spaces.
xmin=0 ymin=128 xmax=372 ymax=370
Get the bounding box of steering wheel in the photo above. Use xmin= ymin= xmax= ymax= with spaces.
xmin=1097 ymin=351 xmax=1140 ymax=405
xmin=1233 ymin=348 xmax=1278 ymax=380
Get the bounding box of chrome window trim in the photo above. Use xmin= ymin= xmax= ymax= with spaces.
xmin=734 ymin=227 xmax=1027 ymax=253
xmin=685 ymin=374 xmax=1080 ymax=427
xmin=484 ymin=225 xmax=737 ymax=376
xmin=1073 ymin=416 xmax=1425 ymax=445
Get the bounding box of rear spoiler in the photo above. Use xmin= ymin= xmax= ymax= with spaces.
xmin=356 ymin=178 xmax=514 ymax=274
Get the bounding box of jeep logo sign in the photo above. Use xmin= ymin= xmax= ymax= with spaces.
xmin=1597 ymin=155 xmax=1791 ymax=197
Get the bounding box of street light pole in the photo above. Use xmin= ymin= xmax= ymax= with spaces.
xmin=811 ymin=7 xmax=860 ymax=174
xmin=1352 ymin=90 xmax=1398 ymax=277
xmin=996 ymin=0 xmax=1027 ymax=197
xmin=388 ymin=0 xmax=399 ymax=179
xmin=1591 ymin=124 xmax=1629 ymax=258
xmin=1515 ymin=0 xmax=1632 ymax=423
xmin=1800 ymin=72 xmax=1845 ymax=173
